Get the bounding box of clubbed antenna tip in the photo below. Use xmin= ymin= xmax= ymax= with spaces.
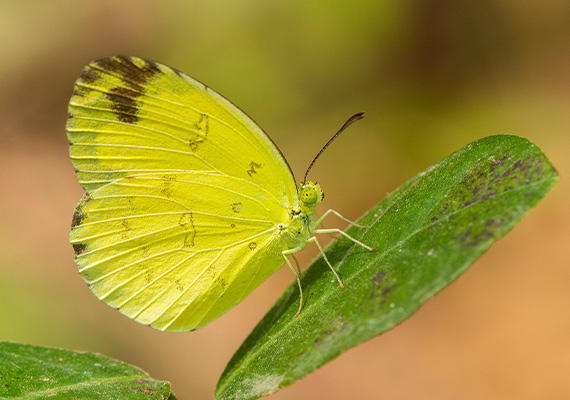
xmin=303 ymin=112 xmax=365 ymax=184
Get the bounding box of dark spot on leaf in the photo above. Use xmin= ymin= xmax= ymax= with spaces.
xmin=314 ymin=315 xmax=347 ymax=346
xmin=456 ymin=226 xmax=497 ymax=247
xmin=435 ymin=155 xmax=548 ymax=225
xmin=130 ymin=378 xmax=159 ymax=395
xmin=488 ymin=154 xmax=509 ymax=173
xmin=459 ymin=229 xmax=472 ymax=243
xmin=486 ymin=218 xmax=504 ymax=227
xmin=372 ymin=271 xmax=385 ymax=286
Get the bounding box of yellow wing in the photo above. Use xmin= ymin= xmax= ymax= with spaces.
xmin=71 ymin=172 xmax=289 ymax=331
xmin=67 ymin=56 xmax=298 ymax=331
xmin=67 ymin=56 xmax=296 ymax=203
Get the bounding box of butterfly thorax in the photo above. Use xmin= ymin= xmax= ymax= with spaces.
xmin=279 ymin=182 xmax=324 ymax=250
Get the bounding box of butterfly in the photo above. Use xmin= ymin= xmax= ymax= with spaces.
xmin=67 ymin=56 xmax=374 ymax=331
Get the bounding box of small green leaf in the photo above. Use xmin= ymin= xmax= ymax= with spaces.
xmin=216 ymin=134 xmax=558 ymax=400
xmin=0 ymin=342 xmax=174 ymax=399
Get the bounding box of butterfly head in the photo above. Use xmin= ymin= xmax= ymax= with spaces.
xmin=298 ymin=181 xmax=324 ymax=215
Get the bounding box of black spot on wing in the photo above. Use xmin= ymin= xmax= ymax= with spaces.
xmin=189 ymin=113 xmax=209 ymax=151
xmin=230 ymin=202 xmax=243 ymax=214
xmin=73 ymin=243 xmax=87 ymax=256
xmin=247 ymin=161 xmax=262 ymax=177
xmin=71 ymin=195 xmax=91 ymax=228
xmin=71 ymin=207 xmax=87 ymax=228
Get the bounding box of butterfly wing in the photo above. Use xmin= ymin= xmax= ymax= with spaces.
xmin=67 ymin=56 xmax=298 ymax=331
xmin=67 ymin=56 xmax=296 ymax=201
xmin=71 ymin=172 xmax=289 ymax=331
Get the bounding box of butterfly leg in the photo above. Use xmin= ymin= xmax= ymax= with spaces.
xmin=307 ymin=236 xmax=345 ymax=290
xmin=282 ymin=251 xmax=304 ymax=318
xmin=314 ymin=227 xmax=376 ymax=252
xmin=315 ymin=209 xmax=370 ymax=229
xmin=312 ymin=210 xmax=339 ymax=241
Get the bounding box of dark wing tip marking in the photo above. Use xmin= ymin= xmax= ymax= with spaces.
xmin=79 ymin=68 xmax=102 ymax=85
xmin=78 ymin=56 xmax=165 ymax=125
xmin=106 ymin=86 xmax=141 ymax=124
xmin=91 ymin=56 xmax=163 ymax=88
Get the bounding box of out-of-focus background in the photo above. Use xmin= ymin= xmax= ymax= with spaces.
xmin=1 ymin=1 xmax=568 ymax=399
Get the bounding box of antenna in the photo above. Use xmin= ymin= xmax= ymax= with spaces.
xmin=303 ymin=112 xmax=365 ymax=184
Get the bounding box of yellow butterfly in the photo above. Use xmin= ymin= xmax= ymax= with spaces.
xmin=67 ymin=56 xmax=374 ymax=331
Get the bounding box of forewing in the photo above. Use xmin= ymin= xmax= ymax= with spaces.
xmin=71 ymin=172 xmax=289 ymax=331
xmin=67 ymin=55 xmax=297 ymax=207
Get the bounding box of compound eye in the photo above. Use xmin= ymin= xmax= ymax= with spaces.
xmin=301 ymin=187 xmax=316 ymax=203
xmin=299 ymin=182 xmax=323 ymax=206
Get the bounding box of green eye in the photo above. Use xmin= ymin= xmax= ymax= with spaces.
xmin=298 ymin=182 xmax=324 ymax=206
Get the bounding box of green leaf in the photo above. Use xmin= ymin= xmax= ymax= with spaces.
xmin=0 ymin=342 xmax=174 ymax=399
xmin=215 ymin=134 xmax=559 ymax=400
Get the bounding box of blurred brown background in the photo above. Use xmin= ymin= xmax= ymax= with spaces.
xmin=1 ymin=1 xmax=568 ymax=399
